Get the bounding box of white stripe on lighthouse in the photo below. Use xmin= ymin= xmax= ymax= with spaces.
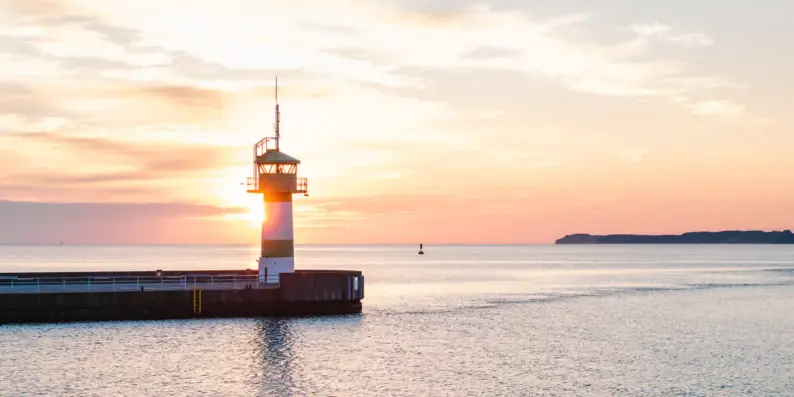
xmin=258 ymin=257 xmax=294 ymax=283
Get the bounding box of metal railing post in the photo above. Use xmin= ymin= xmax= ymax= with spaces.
xmin=37 ymin=279 xmax=40 ymax=292
xmin=63 ymin=278 xmax=66 ymax=289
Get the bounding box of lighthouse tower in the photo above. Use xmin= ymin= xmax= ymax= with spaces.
xmin=246 ymin=78 xmax=308 ymax=284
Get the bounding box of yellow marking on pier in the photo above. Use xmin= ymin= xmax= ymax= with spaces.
xmin=192 ymin=288 xmax=202 ymax=315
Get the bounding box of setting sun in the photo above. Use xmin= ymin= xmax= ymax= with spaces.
xmin=246 ymin=198 xmax=265 ymax=226
xmin=210 ymin=178 xmax=265 ymax=227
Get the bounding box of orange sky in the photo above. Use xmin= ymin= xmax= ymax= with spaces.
xmin=1 ymin=0 xmax=793 ymax=244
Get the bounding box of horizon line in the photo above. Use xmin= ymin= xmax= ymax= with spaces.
xmin=0 ymin=243 xmax=556 ymax=247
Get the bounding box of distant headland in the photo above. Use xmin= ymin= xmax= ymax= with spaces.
xmin=555 ymin=230 xmax=794 ymax=244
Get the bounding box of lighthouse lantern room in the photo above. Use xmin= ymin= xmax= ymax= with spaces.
xmin=246 ymin=78 xmax=307 ymax=284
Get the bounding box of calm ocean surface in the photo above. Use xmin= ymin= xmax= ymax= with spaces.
xmin=1 ymin=244 xmax=794 ymax=396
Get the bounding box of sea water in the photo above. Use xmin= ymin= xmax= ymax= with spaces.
xmin=0 ymin=244 xmax=793 ymax=396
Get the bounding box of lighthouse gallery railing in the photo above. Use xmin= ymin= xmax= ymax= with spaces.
xmin=246 ymin=176 xmax=307 ymax=193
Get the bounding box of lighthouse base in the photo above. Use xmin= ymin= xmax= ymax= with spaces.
xmin=258 ymin=257 xmax=295 ymax=284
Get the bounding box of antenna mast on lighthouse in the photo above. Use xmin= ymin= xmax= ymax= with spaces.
xmin=274 ymin=76 xmax=280 ymax=151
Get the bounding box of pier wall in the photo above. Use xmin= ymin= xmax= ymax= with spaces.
xmin=0 ymin=270 xmax=363 ymax=324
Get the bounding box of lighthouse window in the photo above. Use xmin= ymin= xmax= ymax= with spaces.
xmin=279 ymin=164 xmax=297 ymax=173
xmin=258 ymin=164 xmax=297 ymax=174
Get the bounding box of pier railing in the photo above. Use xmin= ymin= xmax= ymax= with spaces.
xmin=0 ymin=274 xmax=268 ymax=294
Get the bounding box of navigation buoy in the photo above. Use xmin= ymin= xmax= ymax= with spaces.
xmin=418 ymin=243 xmax=424 ymax=255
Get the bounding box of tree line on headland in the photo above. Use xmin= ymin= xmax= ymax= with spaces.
xmin=555 ymin=230 xmax=794 ymax=244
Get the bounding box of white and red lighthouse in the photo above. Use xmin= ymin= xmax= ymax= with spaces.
xmin=246 ymin=78 xmax=308 ymax=283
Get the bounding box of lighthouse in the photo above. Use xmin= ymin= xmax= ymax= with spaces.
xmin=246 ymin=78 xmax=308 ymax=284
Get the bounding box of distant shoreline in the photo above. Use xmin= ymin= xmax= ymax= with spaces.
xmin=555 ymin=230 xmax=794 ymax=244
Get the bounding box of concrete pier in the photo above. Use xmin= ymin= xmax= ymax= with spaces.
xmin=0 ymin=269 xmax=364 ymax=324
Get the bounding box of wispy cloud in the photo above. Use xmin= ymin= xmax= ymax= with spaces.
xmin=463 ymin=45 xmax=520 ymax=60
xmin=629 ymin=22 xmax=713 ymax=47
xmin=690 ymin=100 xmax=746 ymax=117
xmin=0 ymin=129 xmax=246 ymax=204
xmin=667 ymin=33 xmax=714 ymax=48
xmin=630 ymin=22 xmax=673 ymax=37
xmin=0 ymin=199 xmax=252 ymax=244
xmin=0 ymin=0 xmax=748 ymax=131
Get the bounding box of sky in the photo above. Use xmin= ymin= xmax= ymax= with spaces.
xmin=1 ymin=0 xmax=793 ymax=244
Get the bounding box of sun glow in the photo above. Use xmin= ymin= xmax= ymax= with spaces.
xmin=246 ymin=198 xmax=265 ymax=226
xmin=223 ymin=189 xmax=265 ymax=227
xmin=220 ymin=196 xmax=264 ymax=226
xmin=211 ymin=175 xmax=265 ymax=226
